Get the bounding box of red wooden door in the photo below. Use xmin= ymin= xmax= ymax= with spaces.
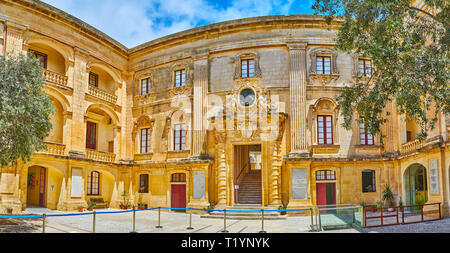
xmin=171 ymin=184 xmax=186 ymax=212
xmin=316 ymin=182 xmax=336 ymax=213
xmin=39 ymin=167 xmax=46 ymax=207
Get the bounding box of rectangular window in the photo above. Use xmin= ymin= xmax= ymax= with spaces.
xmin=316 ymin=56 xmax=331 ymax=75
xmin=317 ymin=115 xmax=333 ymax=145
xmin=108 ymin=141 xmax=114 ymax=153
xmin=174 ymin=69 xmax=186 ymax=87
xmin=241 ymin=59 xmax=255 ymax=78
xmin=141 ymin=77 xmax=150 ymax=95
xmin=362 ymin=170 xmax=376 ymax=192
xmin=359 ymin=122 xmax=374 ymax=145
xmin=140 ymin=128 xmax=151 ymax=153
xmin=316 ymin=170 xmax=336 ymax=181
xmin=87 ymin=171 xmax=100 ymax=196
xmin=171 ymin=173 xmax=186 ymax=182
xmin=29 ymin=49 xmax=47 ymax=69
xmin=173 ymin=123 xmax=186 ymax=151
xmin=358 ymin=59 xmax=372 ymax=77
xmin=86 ymin=121 xmax=97 ymax=150
xmin=89 ymin=72 xmax=99 ymax=87
xmin=139 ymin=174 xmax=149 ymax=193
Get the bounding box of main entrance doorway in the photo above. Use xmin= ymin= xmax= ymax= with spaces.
xmin=404 ymin=163 xmax=428 ymax=207
xmin=27 ymin=166 xmax=47 ymax=207
xmin=171 ymin=173 xmax=186 ymax=212
xmin=316 ymin=182 xmax=336 ymax=213
xmin=234 ymin=144 xmax=262 ymax=204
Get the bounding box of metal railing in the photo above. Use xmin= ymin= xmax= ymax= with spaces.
xmin=363 ymin=202 xmax=442 ymax=228
xmin=0 ymin=206 xmax=315 ymax=233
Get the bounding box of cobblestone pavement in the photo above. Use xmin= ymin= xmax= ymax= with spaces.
xmin=0 ymin=208 xmax=449 ymax=233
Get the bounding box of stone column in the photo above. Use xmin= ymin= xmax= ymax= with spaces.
xmin=287 ymin=41 xmax=308 ymax=156
xmin=192 ymin=52 xmax=209 ymax=158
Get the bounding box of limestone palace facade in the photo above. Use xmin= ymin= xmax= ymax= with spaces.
xmin=0 ymin=0 xmax=449 ymax=215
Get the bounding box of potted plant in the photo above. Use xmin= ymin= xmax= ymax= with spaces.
xmin=87 ymin=202 xmax=96 ymax=211
xmin=120 ymin=190 xmax=130 ymax=209
xmin=278 ymin=205 xmax=287 ymax=215
xmin=206 ymin=204 xmax=214 ymax=213
xmin=370 ymin=204 xmax=378 ymax=213
xmin=138 ymin=202 xmax=147 ymax=209
xmin=5 ymin=207 xmax=13 ymax=214
xmin=77 ymin=206 xmax=84 ymax=212
xmin=398 ymin=199 xmax=404 ymax=212
xmin=382 ymin=184 xmax=395 ymax=212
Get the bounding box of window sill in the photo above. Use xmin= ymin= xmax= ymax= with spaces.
xmin=167 ymin=150 xmax=191 ymax=159
xmin=134 ymin=152 xmax=153 ymax=161
xmin=355 ymin=145 xmax=382 ymax=155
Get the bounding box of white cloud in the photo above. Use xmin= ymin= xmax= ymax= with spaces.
xmin=41 ymin=0 xmax=295 ymax=48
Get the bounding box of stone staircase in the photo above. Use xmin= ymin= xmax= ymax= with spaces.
xmin=237 ymin=170 xmax=262 ymax=204
xmin=200 ymin=205 xmax=287 ymax=220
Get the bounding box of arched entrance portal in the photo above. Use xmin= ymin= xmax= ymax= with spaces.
xmin=404 ymin=163 xmax=428 ymax=207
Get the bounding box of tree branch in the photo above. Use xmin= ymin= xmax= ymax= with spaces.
xmin=407 ymin=5 xmax=449 ymax=28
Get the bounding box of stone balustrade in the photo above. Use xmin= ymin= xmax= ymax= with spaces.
xmin=88 ymin=85 xmax=118 ymax=104
xmin=400 ymin=139 xmax=424 ymax=155
xmin=43 ymin=69 xmax=68 ymax=87
xmin=39 ymin=142 xmax=66 ymax=155
xmin=86 ymin=149 xmax=116 ymax=162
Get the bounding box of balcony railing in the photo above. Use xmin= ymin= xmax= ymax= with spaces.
xmin=400 ymin=139 xmax=424 ymax=155
xmin=88 ymin=85 xmax=118 ymax=104
xmin=43 ymin=69 xmax=68 ymax=87
xmin=86 ymin=149 xmax=116 ymax=163
xmin=38 ymin=142 xmax=66 ymax=155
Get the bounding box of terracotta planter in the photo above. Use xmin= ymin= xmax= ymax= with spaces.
xmin=371 ymin=208 xmax=377 ymax=213
xmin=387 ymin=207 xmax=394 ymax=212
xmin=138 ymin=205 xmax=147 ymax=210
xmin=78 ymin=208 xmax=84 ymax=212
xmin=87 ymin=207 xmax=94 ymax=211
xmin=120 ymin=205 xmax=128 ymax=210
xmin=7 ymin=209 xmax=12 ymax=214
xmin=280 ymin=211 xmax=287 ymax=215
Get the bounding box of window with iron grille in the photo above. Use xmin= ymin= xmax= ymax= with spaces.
xmin=174 ymin=69 xmax=186 ymax=87
xmin=358 ymin=58 xmax=372 ymax=77
xmin=362 ymin=170 xmax=376 ymax=192
xmin=89 ymin=72 xmax=99 ymax=87
xmin=87 ymin=171 xmax=100 ymax=195
xmin=141 ymin=77 xmax=150 ymax=95
xmin=171 ymin=173 xmax=186 ymax=182
xmin=316 ymin=56 xmax=331 ymax=75
xmin=173 ymin=123 xmax=185 ymax=151
xmin=140 ymin=128 xmax=151 ymax=153
xmin=139 ymin=174 xmax=149 ymax=193
xmin=317 ymin=115 xmax=333 ymax=145
xmin=359 ymin=122 xmax=374 ymax=145
xmin=241 ymin=59 xmax=255 ymax=78
xmin=316 ymin=170 xmax=336 ymax=180
xmin=28 ymin=49 xmax=47 ymax=69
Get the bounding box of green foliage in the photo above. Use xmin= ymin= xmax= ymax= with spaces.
xmin=312 ymin=0 xmax=449 ymax=143
xmin=0 ymin=53 xmax=55 ymax=168
xmin=382 ymin=184 xmax=394 ymax=206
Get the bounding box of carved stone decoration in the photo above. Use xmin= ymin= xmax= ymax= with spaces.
xmin=168 ymin=84 xmax=193 ymax=98
xmin=131 ymin=115 xmax=155 ymax=140
xmin=169 ymin=61 xmax=192 ymax=88
xmin=214 ymin=130 xmax=227 ymax=205
xmin=269 ymin=141 xmax=282 ymax=205
xmin=233 ymin=51 xmax=262 ymax=79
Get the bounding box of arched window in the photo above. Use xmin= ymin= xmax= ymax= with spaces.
xmin=87 ymin=171 xmax=100 ymax=195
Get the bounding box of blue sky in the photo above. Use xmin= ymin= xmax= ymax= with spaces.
xmin=41 ymin=0 xmax=316 ymax=48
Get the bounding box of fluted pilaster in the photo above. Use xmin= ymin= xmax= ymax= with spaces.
xmin=287 ymin=41 xmax=308 ymax=154
xmin=192 ymin=53 xmax=209 ymax=157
